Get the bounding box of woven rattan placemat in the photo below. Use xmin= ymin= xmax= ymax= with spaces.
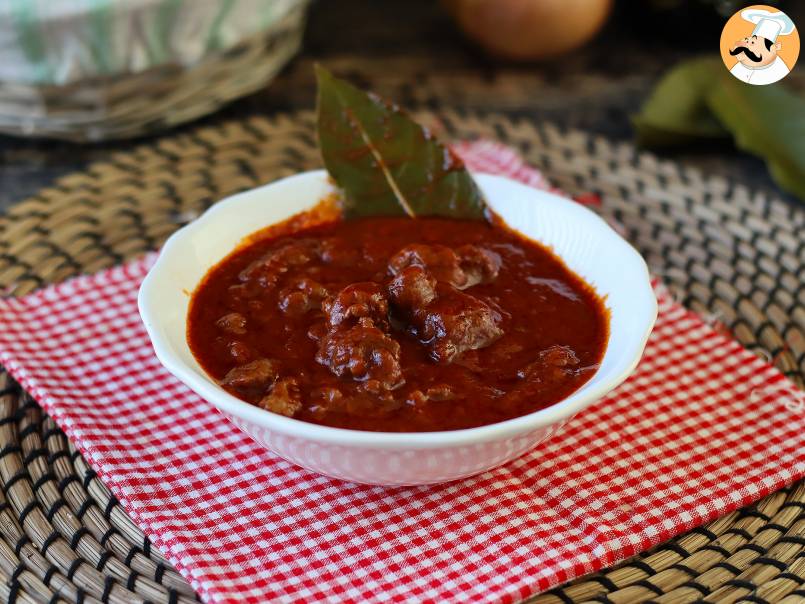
xmin=0 ymin=111 xmax=802 ymax=603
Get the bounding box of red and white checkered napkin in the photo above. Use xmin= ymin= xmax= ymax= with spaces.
xmin=0 ymin=141 xmax=803 ymax=604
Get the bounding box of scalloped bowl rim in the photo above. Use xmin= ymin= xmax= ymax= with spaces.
xmin=138 ymin=170 xmax=657 ymax=449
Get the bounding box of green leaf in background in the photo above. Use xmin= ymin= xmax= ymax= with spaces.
xmin=633 ymin=57 xmax=805 ymax=201
xmin=707 ymin=70 xmax=805 ymax=202
xmin=633 ymin=58 xmax=729 ymax=147
xmin=315 ymin=65 xmax=486 ymax=219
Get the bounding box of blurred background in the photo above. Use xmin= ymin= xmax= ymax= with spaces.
xmin=0 ymin=0 xmax=802 ymax=209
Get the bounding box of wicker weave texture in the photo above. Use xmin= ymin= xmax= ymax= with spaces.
xmin=0 ymin=4 xmax=307 ymax=142
xmin=0 ymin=111 xmax=801 ymax=603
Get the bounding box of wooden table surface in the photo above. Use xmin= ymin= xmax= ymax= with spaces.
xmin=0 ymin=0 xmax=802 ymax=212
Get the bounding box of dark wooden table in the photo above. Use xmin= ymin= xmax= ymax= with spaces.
xmin=0 ymin=0 xmax=802 ymax=211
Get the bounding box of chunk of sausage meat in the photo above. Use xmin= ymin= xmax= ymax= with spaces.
xmin=316 ymin=323 xmax=403 ymax=389
xmin=388 ymin=243 xmax=501 ymax=290
xmin=238 ymin=239 xmax=319 ymax=288
xmin=389 ymin=271 xmax=502 ymax=364
xmin=323 ymin=282 xmax=390 ymax=330
xmin=315 ymin=283 xmax=402 ymax=389
xmin=456 ymin=245 xmax=502 ymax=288
xmin=501 ymin=346 xmax=581 ymax=409
xmin=389 ymin=244 xmax=463 ymax=286
xmin=278 ymin=278 xmax=329 ymax=316
xmin=216 ymin=312 xmax=247 ymax=335
xmin=418 ymin=285 xmax=503 ymax=363
xmin=387 ymin=266 xmax=437 ymax=309
xmin=517 ymin=345 xmax=580 ymax=384
xmin=258 ymin=377 xmax=302 ymax=417
xmin=220 ymin=358 xmax=279 ymax=394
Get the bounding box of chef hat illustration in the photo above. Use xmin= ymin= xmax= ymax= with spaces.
xmin=741 ymin=8 xmax=795 ymax=43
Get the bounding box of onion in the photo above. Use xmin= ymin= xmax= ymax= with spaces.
xmin=444 ymin=0 xmax=613 ymax=61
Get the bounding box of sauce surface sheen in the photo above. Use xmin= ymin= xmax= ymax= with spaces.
xmin=188 ymin=210 xmax=608 ymax=432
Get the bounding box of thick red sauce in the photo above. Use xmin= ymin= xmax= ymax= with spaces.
xmin=188 ymin=206 xmax=608 ymax=432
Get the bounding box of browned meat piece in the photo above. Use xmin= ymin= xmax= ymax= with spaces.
xmin=416 ymin=285 xmax=503 ymax=363
xmin=417 ymin=285 xmax=503 ymax=363
xmin=310 ymin=386 xmax=343 ymax=405
xmin=388 ymin=243 xmax=501 ymax=289
xmin=278 ymin=278 xmax=329 ymax=316
xmin=501 ymin=346 xmax=582 ymax=410
xmin=238 ymin=239 xmax=318 ymax=288
xmin=387 ymin=265 xmax=437 ymax=309
xmin=405 ymin=384 xmax=455 ymax=413
xmin=220 ymin=358 xmax=280 ymax=393
xmin=405 ymin=384 xmax=456 ymax=410
xmin=540 ymin=345 xmax=580 ymax=367
xmin=227 ymin=341 xmax=252 ymax=364
xmin=360 ymin=379 xmax=393 ymax=396
xmin=216 ymin=312 xmax=247 ymax=335
xmin=457 ymin=245 xmax=502 ymax=288
xmin=343 ymin=391 xmax=402 ymax=418
xmin=258 ymin=378 xmax=302 ymax=417
xmin=388 ymin=244 xmax=464 ymax=286
xmin=311 ymin=385 xmax=400 ymax=419
xmin=406 ymin=389 xmax=429 ymax=408
xmin=389 ymin=264 xmax=503 ymax=364
xmin=426 ymin=384 xmax=455 ymax=401
xmin=323 ymin=282 xmax=390 ymax=330
xmin=517 ymin=345 xmax=580 ymax=384
xmin=315 ymin=323 xmax=403 ymax=389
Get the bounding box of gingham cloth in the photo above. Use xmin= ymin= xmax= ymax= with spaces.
xmin=0 ymin=141 xmax=802 ymax=604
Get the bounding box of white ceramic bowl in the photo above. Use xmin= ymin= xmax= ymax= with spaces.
xmin=138 ymin=170 xmax=657 ymax=485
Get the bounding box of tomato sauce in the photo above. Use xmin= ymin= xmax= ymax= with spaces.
xmin=188 ymin=205 xmax=608 ymax=432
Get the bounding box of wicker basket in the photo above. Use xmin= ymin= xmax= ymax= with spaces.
xmin=0 ymin=1 xmax=309 ymax=142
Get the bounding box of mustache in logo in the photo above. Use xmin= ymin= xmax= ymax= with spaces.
xmin=730 ymin=46 xmax=763 ymax=62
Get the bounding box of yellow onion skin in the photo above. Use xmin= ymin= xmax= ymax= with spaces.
xmin=444 ymin=0 xmax=613 ymax=61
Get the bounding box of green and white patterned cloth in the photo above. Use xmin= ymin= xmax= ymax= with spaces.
xmin=0 ymin=0 xmax=306 ymax=85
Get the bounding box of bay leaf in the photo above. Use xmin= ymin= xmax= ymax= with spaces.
xmin=315 ymin=65 xmax=486 ymax=219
